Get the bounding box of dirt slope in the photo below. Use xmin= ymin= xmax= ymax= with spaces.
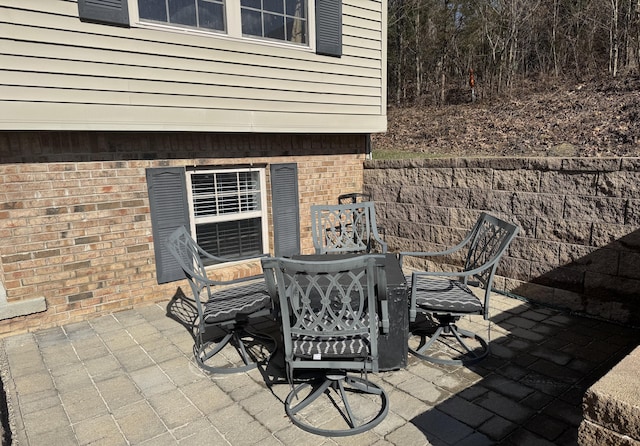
xmin=372 ymin=75 xmax=640 ymax=157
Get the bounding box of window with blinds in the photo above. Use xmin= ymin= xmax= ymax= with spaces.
xmin=187 ymin=168 xmax=267 ymax=262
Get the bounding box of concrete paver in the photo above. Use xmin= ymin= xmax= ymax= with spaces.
xmin=1 ymin=292 xmax=639 ymax=445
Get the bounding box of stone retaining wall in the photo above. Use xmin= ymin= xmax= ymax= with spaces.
xmin=578 ymin=345 xmax=640 ymax=446
xmin=364 ymin=157 xmax=640 ymax=326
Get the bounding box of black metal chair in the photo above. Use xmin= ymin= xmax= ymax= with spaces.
xmin=311 ymin=202 xmax=387 ymax=254
xmin=167 ymin=226 xmax=275 ymax=374
xmin=261 ymin=255 xmax=389 ymax=436
xmin=399 ymin=212 xmax=519 ymax=365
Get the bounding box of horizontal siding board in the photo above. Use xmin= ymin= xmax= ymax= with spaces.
xmin=1 ymin=71 xmax=381 ymax=106
xmin=343 ymin=15 xmax=381 ymax=32
xmin=343 ymin=4 xmax=382 ymax=22
xmin=0 ymin=86 xmax=380 ymax=113
xmin=343 ymin=35 xmax=382 ymax=52
xmin=0 ymin=55 xmax=381 ymax=97
xmin=0 ymin=102 xmax=388 ymax=132
xmin=4 ymin=21 xmax=382 ymax=71
xmin=3 ymin=40 xmax=380 ymax=87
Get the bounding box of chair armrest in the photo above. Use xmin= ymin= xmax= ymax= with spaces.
xmin=202 ymin=252 xmax=271 ymax=287
xmin=408 ymin=256 xmax=500 ymax=281
xmin=398 ymin=228 xmax=475 ymax=267
xmin=372 ymin=234 xmax=388 ymax=253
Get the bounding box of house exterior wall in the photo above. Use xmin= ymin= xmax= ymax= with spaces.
xmin=0 ymin=131 xmax=367 ymax=336
xmin=364 ymin=157 xmax=640 ymax=326
xmin=0 ymin=0 xmax=386 ymax=132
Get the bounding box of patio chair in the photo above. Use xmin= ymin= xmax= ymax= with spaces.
xmin=261 ymin=255 xmax=390 ymax=436
xmin=311 ymin=201 xmax=387 ymax=254
xmin=167 ymin=226 xmax=275 ymax=374
xmin=399 ymin=212 xmax=519 ymax=365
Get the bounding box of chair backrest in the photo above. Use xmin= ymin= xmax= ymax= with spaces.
xmin=261 ymin=255 xmax=388 ymax=372
xmin=311 ymin=202 xmax=387 ymax=254
xmin=167 ymin=226 xmax=213 ymax=318
xmin=463 ymin=212 xmax=519 ymax=295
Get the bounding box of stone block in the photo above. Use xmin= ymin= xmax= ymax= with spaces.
xmin=535 ymin=218 xmax=593 ymax=245
xmin=512 ymin=192 xmax=564 ymax=219
xmin=564 ymin=196 xmax=627 ymax=224
xmin=558 ymin=245 xmax=618 ymax=275
xmin=562 ymin=158 xmax=621 ymax=172
xmin=493 ymin=169 xmax=540 ymax=192
xmin=580 ymin=346 xmax=640 ymax=443
xmin=530 ymin=263 xmax=584 ymax=292
xmin=619 ymin=158 xmax=640 ymax=171
xmin=625 ymin=200 xmax=640 ymax=225
xmin=468 ymin=190 xmax=514 ymax=215
xmin=509 ymin=238 xmax=560 ymax=265
xmin=540 ymin=171 xmax=598 ymax=195
xmin=448 ymin=208 xmax=481 ymax=229
xmin=597 ymin=171 xmax=640 ymax=198
xmin=464 ymin=157 xmax=529 ymax=170
xmin=578 ymin=419 xmax=640 ymax=446
xmin=431 ymin=187 xmax=472 ymax=207
xmin=452 ymin=168 xmax=493 ymax=189
xmin=498 ymin=257 xmax=531 ymax=282
xmin=528 ymin=157 xmax=564 ymax=171
xmin=619 ymin=251 xmax=640 ymax=279
xmin=399 ymin=185 xmax=431 ymax=206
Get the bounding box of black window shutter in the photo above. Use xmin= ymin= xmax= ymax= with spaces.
xmin=78 ymin=0 xmax=130 ymax=27
xmin=316 ymin=0 xmax=342 ymax=57
xmin=146 ymin=167 xmax=191 ymax=284
xmin=270 ymin=163 xmax=300 ymax=257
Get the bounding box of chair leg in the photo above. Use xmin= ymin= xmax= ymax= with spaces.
xmin=284 ymin=373 xmax=389 ymax=436
xmin=195 ymin=328 xmax=276 ymax=374
xmin=409 ymin=318 xmax=489 ymax=366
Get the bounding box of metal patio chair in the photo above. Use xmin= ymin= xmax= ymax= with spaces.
xmin=311 ymin=201 xmax=387 ymax=254
xmin=261 ymin=255 xmax=390 ymax=436
xmin=399 ymin=212 xmax=519 ymax=365
xmin=167 ymin=226 xmax=275 ymax=374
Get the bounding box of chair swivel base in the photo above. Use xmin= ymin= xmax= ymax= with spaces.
xmin=195 ymin=329 xmax=277 ymax=374
xmin=409 ymin=317 xmax=489 ymax=366
xmin=285 ymin=373 xmax=389 ymax=437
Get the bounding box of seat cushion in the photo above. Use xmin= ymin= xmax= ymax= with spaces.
xmin=203 ymin=281 xmax=270 ymax=324
xmin=292 ymin=335 xmax=371 ymax=359
xmin=291 ymin=312 xmax=375 ymax=359
xmin=410 ymin=276 xmax=483 ymax=314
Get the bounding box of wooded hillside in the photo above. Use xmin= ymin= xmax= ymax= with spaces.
xmin=388 ymin=0 xmax=640 ymax=106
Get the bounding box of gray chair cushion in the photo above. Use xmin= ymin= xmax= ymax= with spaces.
xmin=410 ymin=276 xmax=483 ymax=314
xmin=203 ymin=281 xmax=270 ymax=324
xmin=292 ymin=335 xmax=371 ymax=359
xmin=291 ymin=313 xmax=375 ymax=359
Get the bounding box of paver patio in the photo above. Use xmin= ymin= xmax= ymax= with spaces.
xmin=1 ymin=291 xmax=638 ymax=445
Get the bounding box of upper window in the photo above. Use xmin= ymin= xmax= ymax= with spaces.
xmin=241 ymin=0 xmax=307 ymax=43
xmin=186 ymin=167 xmax=268 ymax=262
xmin=139 ymin=0 xmax=226 ymax=31
xmin=138 ymin=0 xmax=307 ymax=45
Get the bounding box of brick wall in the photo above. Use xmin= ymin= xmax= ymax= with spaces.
xmin=0 ymin=132 xmax=367 ymax=336
xmin=364 ymin=157 xmax=640 ymax=326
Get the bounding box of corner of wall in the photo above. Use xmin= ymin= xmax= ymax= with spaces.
xmin=0 ymin=285 xmax=47 ymax=321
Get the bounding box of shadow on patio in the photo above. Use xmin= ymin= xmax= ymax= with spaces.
xmin=402 ymin=294 xmax=639 ymax=445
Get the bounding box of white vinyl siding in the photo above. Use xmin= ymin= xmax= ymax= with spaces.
xmin=0 ymin=0 xmax=386 ymax=132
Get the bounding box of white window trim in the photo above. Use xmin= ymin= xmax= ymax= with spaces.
xmin=127 ymin=0 xmax=316 ymax=52
xmin=185 ymin=166 xmax=269 ymax=268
